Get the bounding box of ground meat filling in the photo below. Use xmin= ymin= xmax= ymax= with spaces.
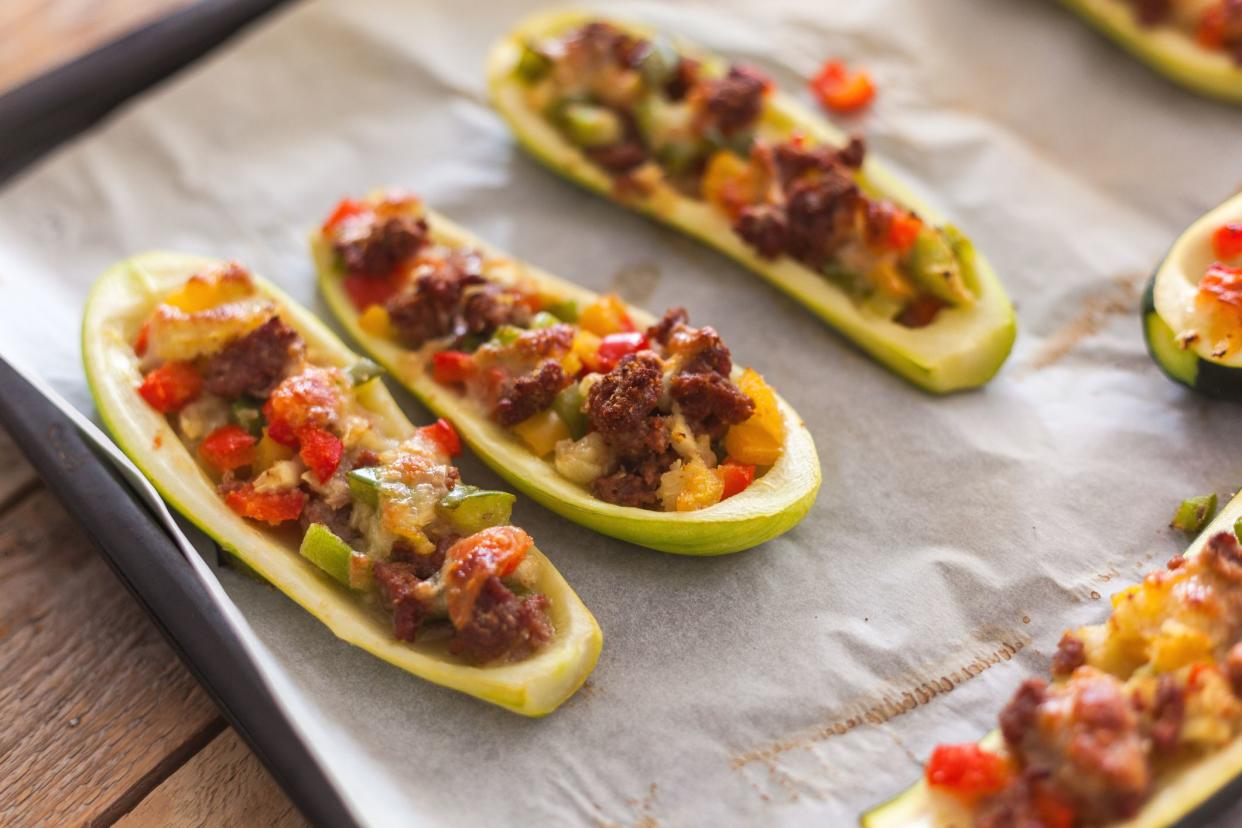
xmin=335 ymin=214 xmax=429 ymax=277
xmin=385 ymin=253 xmax=530 ymax=348
xmin=200 ymin=316 xmax=304 ymax=399
xmin=734 ymin=138 xmax=867 ymax=268
xmin=450 ymin=576 xmax=552 ymax=663
xmin=700 ymin=65 xmax=768 ymax=136
xmin=584 ymin=312 xmax=754 ymax=508
xmin=1001 ymin=669 xmax=1150 ymax=823
xmin=496 ymin=361 xmax=570 ymax=425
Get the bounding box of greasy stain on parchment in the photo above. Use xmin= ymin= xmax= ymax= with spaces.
xmin=594 ymin=782 xmax=660 ymax=828
xmin=610 ymin=261 xmax=661 ymax=306
xmin=1024 ymin=272 xmax=1145 ymax=372
xmin=730 ymin=633 xmax=1029 ymax=803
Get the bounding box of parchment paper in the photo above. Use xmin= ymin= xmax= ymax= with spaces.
xmin=1 ymin=0 xmax=1240 ymax=824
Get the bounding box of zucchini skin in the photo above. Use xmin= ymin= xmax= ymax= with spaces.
xmin=313 ymin=217 xmax=821 ymax=556
xmin=82 ymin=252 xmax=602 ymax=716
xmin=860 ymin=492 xmax=1242 ymax=827
xmin=486 ymin=10 xmax=1017 ymax=394
xmin=1142 ymin=272 xmax=1242 ymax=401
xmin=1058 ymin=0 xmax=1242 ymax=103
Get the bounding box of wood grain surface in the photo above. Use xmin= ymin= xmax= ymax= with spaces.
xmin=0 ymin=0 xmax=198 ymax=93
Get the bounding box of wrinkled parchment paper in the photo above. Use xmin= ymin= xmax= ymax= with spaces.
xmin=2 ymin=0 xmax=1241 ymax=824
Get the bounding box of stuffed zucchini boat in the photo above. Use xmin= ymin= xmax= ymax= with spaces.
xmin=82 ymin=252 xmax=602 ymax=716
xmin=312 ymin=191 xmax=820 ymax=555
xmin=863 ymin=490 xmax=1242 ymax=827
xmin=1059 ymin=0 xmax=1242 ymax=102
xmin=486 ymin=11 xmax=1016 ymax=393
xmin=1143 ymin=192 xmax=1242 ymax=400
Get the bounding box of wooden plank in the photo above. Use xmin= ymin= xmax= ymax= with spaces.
xmin=116 ymin=728 xmax=306 ymax=828
xmin=0 ymin=0 xmax=198 ymax=93
xmin=0 ymin=425 xmax=38 ymax=511
xmin=0 ymin=486 xmax=223 ymax=826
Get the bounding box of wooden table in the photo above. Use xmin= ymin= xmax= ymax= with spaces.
xmin=2 ymin=3 xmax=306 ymax=825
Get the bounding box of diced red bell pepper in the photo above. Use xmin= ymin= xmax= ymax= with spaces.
xmin=321 ymin=197 xmax=368 ymax=234
xmin=138 ymin=362 xmax=202 ymax=413
xmin=809 ymin=60 xmax=876 ymax=113
xmin=420 ymin=418 xmax=461 ymax=457
xmin=595 ymin=332 xmax=649 ymax=373
xmin=225 ymin=483 xmax=306 ymax=525
xmin=134 ymin=320 xmax=151 ymax=357
xmin=262 ymin=400 xmax=298 ymax=447
xmin=343 ymin=273 xmax=400 ymax=311
xmin=1213 ymin=222 xmax=1242 ymax=261
xmin=1200 ymin=263 xmax=1242 ymax=312
xmin=925 ymin=743 xmax=1012 ymax=800
xmin=443 ymin=526 xmax=533 ymax=628
xmin=887 ymin=211 xmax=924 ymax=253
xmin=199 ymin=425 xmax=257 ymax=472
xmin=432 ymin=350 xmax=476 ymax=385
xmin=1198 ymin=6 xmax=1226 ymax=49
xmin=266 ymin=370 xmax=342 ymax=440
xmin=297 ymin=426 xmax=344 ymax=482
xmin=1032 ymin=786 xmax=1077 ymax=828
xmin=719 ymin=459 xmax=757 ymax=499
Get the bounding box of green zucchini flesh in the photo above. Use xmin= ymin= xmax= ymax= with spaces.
xmin=312 ymin=209 xmax=821 ymax=556
xmin=1143 ymin=192 xmax=1242 ymax=400
xmin=82 ymin=252 xmax=602 ymax=716
xmin=1058 ymin=0 xmax=1242 ymax=103
xmin=486 ymin=10 xmax=1017 ymax=394
xmin=862 ymin=491 xmax=1242 ymax=827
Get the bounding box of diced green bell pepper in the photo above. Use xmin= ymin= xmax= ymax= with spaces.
xmin=347 ymin=466 xmax=383 ymax=507
xmin=515 ymin=41 xmax=552 ymax=83
xmin=1235 ymin=516 xmax=1242 ymax=542
xmin=490 ymin=325 xmax=525 ymax=346
xmin=552 ymin=384 xmax=588 ymax=440
xmin=904 ymin=227 xmax=972 ymax=306
xmin=437 ymin=485 xmax=516 ymax=535
xmin=655 ymin=138 xmax=704 ymax=176
xmin=546 ymin=299 xmax=579 ymax=323
xmin=229 ymin=397 xmax=265 ymax=437
xmin=529 ymin=311 xmax=561 ymax=330
xmin=636 ymin=37 xmax=679 ymax=87
xmin=300 ymin=523 xmax=372 ymax=590
xmin=560 ymin=103 xmax=623 ymax=149
xmin=1172 ymin=494 xmax=1218 ymax=536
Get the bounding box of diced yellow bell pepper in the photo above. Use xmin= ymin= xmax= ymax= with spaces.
xmin=675 ymin=461 xmax=724 ymax=512
xmin=359 ymin=304 xmax=392 ymax=338
xmin=253 ymin=434 xmax=295 ymax=472
xmin=578 ymin=294 xmax=631 ymax=337
xmin=724 ymin=422 xmax=782 ymax=466
xmin=702 ymin=150 xmax=762 ymax=220
xmin=735 ymin=368 xmax=783 ymax=439
xmin=511 ymin=409 xmax=571 ymax=457
xmin=568 ymin=328 xmax=601 ymax=374
xmin=164 ymin=271 xmax=254 ymax=312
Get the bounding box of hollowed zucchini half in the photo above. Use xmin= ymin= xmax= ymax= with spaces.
xmin=82 ymin=251 xmax=602 ymax=716
xmin=1143 ymin=192 xmax=1242 ymax=400
xmin=1059 ymin=0 xmax=1242 ymax=103
xmin=862 ymin=490 xmax=1242 ymax=827
xmin=312 ymin=211 xmax=821 ymax=556
xmin=486 ymin=10 xmax=1016 ymax=394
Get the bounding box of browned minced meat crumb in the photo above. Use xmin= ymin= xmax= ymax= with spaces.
xmin=645 ymin=307 xmax=689 ymax=347
xmin=335 ymin=214 xmax=429 ymax=277
xmin=385 ymin=253 xmax=529 ymax=347
xmin=299 ymin=498 xmax=357 ymax=544
xmin=372 ymin=561 xmax=428 ymax=642
xmin=1226 ymin=641 xmax=1242 ymax=695
xmin=670 ymin=372 xmax=753 ymax=440
xmin=588 ymin=141 xmax=649 ymax=174
xmin=701 ymin=65 xmax=768 ymax=136
xmin=450 ymin=575 xmax=552 ymax=663
xmin=586 ymin=352 xmax=664 ymax=450
xmin=1130 ymin=0 xmax=1172 ymax=25
xmin=735 ymin=138 xmax=867 ymax=265
xmin=663 ymin=56 xmax=700 ymax=101
xmin=999 ymin=670 xmax=1149 ymax=823
xmin=200 ymin=316 xmax=304 ymax=399
xmin=1203 ymin=529 xmax=1242 ymax=583
xmin=566 ymin=20 xmax=646 ymax=68
xmin=1146 ymin=674 xmax=1186 ymax=753
xmin=1050 ymin=631 xmax=1086 ymax=678
xmin=495 ymin=360 xmax=569 ymax=426
xmin=665 ymin=322 xmax=733 ymax=375
xmin=593 ymin=453 xmax=672 ymax=509
xmin=974 ymin=770 xmax=1062 ymax=828
xmin=391 ymin=534 xmax=455 ymax=581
